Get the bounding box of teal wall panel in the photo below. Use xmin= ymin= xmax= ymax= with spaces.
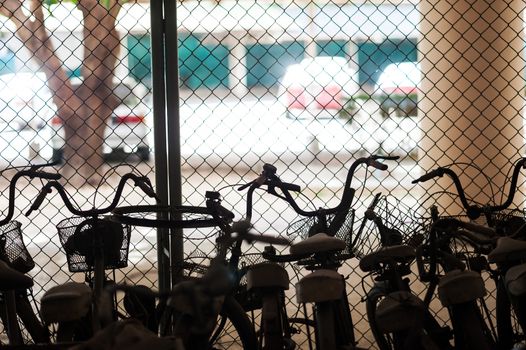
xmin=357 ymin=38 xmax=417 ymax=86
xmin=246 ymin=41 xmax=305 ymax=88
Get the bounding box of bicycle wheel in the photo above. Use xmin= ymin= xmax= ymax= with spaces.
xmin=496 ymin=278 xmax=524 ymax=349
xmin=160 ymin=294 xmax=257 ymax=350
xmin=367 ymin=287 xmax=444 ymax=350
xmin=365 ymin=287 xmax=394 ymax=350
xmin=209 ymin=295 xmax=257 ymax=350
xmin=449 ymin=302 xmax=495 ymax=350
xmin=112 ymin=205 xmax=231 ymax=229
xmin=15 ymin=292 xmax=50 ymax=343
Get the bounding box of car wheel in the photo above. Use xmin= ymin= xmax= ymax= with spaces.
xmin=52 ymin=148 xmax=64 ymax=164
xmin=137 ymin=147 xmax=151 ymax=162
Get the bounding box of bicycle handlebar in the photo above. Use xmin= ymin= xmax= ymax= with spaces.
xmin=0 ymin=165 xmax=61 ymax=226
xmin=417 ymin=216 xmax=497 ymax=281
xmin=26 ymin=173 xmax=157 ymax=217
xmin=240 ymin=155 xmax=399 ymax=219
xmin=412 ymin=157 xmax=526 ymax=219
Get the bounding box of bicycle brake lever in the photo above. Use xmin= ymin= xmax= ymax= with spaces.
xmin=136 ymin=178 xmax=159 ymax=201
xmin=411 ymin=167 xmax=445 ymax=184
xmin=368 ymin=159 xmax=388 ymax=171
xmin=238 ymin=172 xmax=267 ymax=191
xmin=372 ymin=155 xmax=400 ymax=161
xmin=237 ymin=181 xmax=253 ymax=191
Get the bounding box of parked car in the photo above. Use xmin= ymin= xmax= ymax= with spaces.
xmin=0 ymin=72 xmax=151 ymax=163
xmin=0 ymin=72 xmax=54 ymax=165
xmin=49 ymin=78 xmax=151 ymax=162
xmin=279 ymin=57 xmax=359 ymax=119
xmin=374 ymin=62 xmax=421 ymax=118
xmin=0 ymin=72 xmax=55 ymax=132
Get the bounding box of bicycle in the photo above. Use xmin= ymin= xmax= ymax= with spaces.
xmin=26 ymin=171 xmax=158 ymax=343
xmin=68 ymin=219 xmax=290 ymax=350
xmin=241 ymin=155 xmax=399 ymax=349
xmin=111 ymin=191 xmax=295 ymax=350
xmin=358 ymin=193 xmax=453 ymax=350
xmin=0 ymin=163 xmax=62 ymax=346
xmin=412 ymin=158 xmax=526 ymax=349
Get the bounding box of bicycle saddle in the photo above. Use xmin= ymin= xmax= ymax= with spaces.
xmin=488 ymin=236 xmax=526 ymax=264
xmin=438 ymin=270 xmax=486 ymax=307
xmin=375 ymin=291 xmax=425 ymax=333
xmin=40 ymin=282 xmax=92 ymax=323
xmin=246 ymin=262 xmax=289 ymax=290
xmin=0 ymin=259 xmax=32 ymax=290
xmin=359 ymin=245 xmax=415 ymax=272
xmin=295 ymin=269 xmax=344 ymax=303
xmin=290 ymin=232 xmax=346 ymax=256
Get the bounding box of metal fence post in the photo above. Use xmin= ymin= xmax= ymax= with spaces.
xmin=150 ymin=0 xmax=171 ymax=292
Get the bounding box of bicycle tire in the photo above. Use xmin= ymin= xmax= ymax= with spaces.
xmin=365 ymin=287 xmax=395 ymax=350
xmin=111 ymin=205 xmax=232 ymax=229
xmin=366 ymin=287 xmax=445 ymax=350
xmin=210 ymin=295 xmax=257 ymax=350
xmin=15 ymin=292 xmax=50 ymax=344
xmin=449 ymin=302 xmax=495 ymax=350
xmin=159 ymin=294 xmax=257 ymax=350
xmin=496 ymin=278 xmax=524 ymax=349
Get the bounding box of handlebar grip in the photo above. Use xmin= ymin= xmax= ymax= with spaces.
xmin=411 ymin=168 xmax=445 ymax=184
xmin=135 ymin=179 xmax=158 ymax=200
xmin=25 ymin=188 xmax=51 ymax=216
xmin=280 ymin=182 xmax=301 ymax=192
xmin=368 ymin=159 xmax=388 ymax=171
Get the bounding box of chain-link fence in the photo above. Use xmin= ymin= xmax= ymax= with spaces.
xmin=0 ymin=0 xmax=524 ymax=348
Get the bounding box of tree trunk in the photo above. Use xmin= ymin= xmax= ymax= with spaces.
xmin=0 ymin=0 xmax=122 ymax=186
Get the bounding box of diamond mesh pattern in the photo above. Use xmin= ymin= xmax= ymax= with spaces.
xmin=0 ymin=0 xmax=523 ymax=348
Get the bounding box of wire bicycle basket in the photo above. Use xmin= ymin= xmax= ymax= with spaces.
xmin=286 ymin=208 xmax=356 ymax=253
xmin=0 ymin=221 xmax=35 ymax=274
xmin=57 ymin=216 xmax=131 ymax=273
xmin=352 ymin=195 xmax=427 ymax=259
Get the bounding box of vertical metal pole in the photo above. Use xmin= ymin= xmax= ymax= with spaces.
xmin=150 ymin=0 xmax=171 ymax=291
xmin=163 ymin=0 xmax=184 ymax=285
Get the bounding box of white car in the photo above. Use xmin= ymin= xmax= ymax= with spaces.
xmin=0 ymin=72 xmax=54 ymax=165
xmin=50 ymin=78 xmax=151 ymax=162
xmin=279 ymin=57 xmax=360 ymax=119
xmin=374 ymin=62 xmax=421 ymax=118
xmin=0 ymin=72 xmax=55 ymax=132
xmin=0 ymin=72 xmax=151 ymax=163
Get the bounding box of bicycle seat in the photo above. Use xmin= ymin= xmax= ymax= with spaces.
xmin=359 ymin=245 xmax=415 ymax=272
xmin=295 ymin=269 xmax=344 ymax=303
xmin=290 ymin=232 xmax=346 ymax=256
xmin=246 ymin=262 xmax=289 ymax=290
xmin=438 ymin=269 xmax=485 ymax=307
xmin=40 ymin=282 xmax=92 ymax=323
xmin=375 ymin=291 xmax=425 ymax=333
xmin=0 ymin=260 xmax=33 ymax=290
xmin=488 ymin=236 xmax=526 ymax=263
xmin=505 ymin=263 xmax=526 ymax=297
